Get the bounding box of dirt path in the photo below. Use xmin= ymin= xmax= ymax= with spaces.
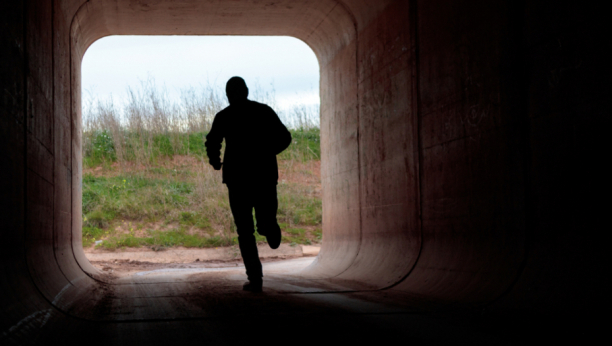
xmin=85 ymin=244 xmax=320 ymax=276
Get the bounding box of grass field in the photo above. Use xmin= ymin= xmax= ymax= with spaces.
xmin=82 ymin=81 xmax=321 ymax=251
xmin=82 ymin=128 xmax=322 ymax=251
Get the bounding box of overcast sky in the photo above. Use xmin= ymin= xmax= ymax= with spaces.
xmin=82 ymin=36 xmax=320 ymax=112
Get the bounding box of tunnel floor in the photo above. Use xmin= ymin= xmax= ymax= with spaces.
xmin=6 ymin=257 xmax=576 ymax=345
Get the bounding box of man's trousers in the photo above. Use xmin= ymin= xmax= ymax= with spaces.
xmin=226 ymin=183 xmax=280 ymax=281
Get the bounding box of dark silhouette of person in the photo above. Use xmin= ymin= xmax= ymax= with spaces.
xmin=205 ymin=76 xmax=292 ymax=292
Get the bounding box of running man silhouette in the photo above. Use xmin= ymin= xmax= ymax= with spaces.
xmin=205 ymin=77 xmax=292 ymax=292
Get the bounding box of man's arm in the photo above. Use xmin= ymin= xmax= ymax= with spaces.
xmin=205 ymin=113 xmax=224 ymax=170
xmin=268 ymin=107 xmax=292 ymax=155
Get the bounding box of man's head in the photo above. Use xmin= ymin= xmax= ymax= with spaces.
xmin=226 ymin=77 xmax=249 ymax=105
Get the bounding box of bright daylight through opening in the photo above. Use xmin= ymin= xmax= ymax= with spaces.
xmin=81 ymin=36 xmax=322 ymax=276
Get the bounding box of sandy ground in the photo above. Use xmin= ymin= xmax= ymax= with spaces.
xmin=90 ymin=256 xmax=319 ymax=280
xmin=86 ymin=244 xmax=320 ymax=277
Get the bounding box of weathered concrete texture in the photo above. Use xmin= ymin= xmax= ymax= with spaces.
xmin=0 ymin=0 xmax=608 ymax=344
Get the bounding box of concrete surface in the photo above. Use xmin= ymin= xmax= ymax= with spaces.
xmin=0 ymin=0 xmax=607 ymax=345
xmin=301 ymin=245 xmax=320 ymax=256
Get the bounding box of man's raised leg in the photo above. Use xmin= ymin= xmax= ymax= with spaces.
xmin=254 ymin=184 xmax=282 ymax=249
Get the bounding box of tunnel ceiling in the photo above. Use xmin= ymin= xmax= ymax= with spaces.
xmin=71 ymin=0 xmax=386 ymax=64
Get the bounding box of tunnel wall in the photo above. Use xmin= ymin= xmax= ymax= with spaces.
xmin=1 ymin=0 xmax=90 ymax=338
xmin=1 ymin=0 xmax=608 ymax=336
xmin=389 ymin=0 xmax=530 ymax=304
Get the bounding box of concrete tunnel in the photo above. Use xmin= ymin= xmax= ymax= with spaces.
xmin=0 ymin=0 xmax=607 ymax=344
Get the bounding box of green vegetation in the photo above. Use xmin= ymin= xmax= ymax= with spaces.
xmin=278 ymin=128 xmax=320 ymax=162
xmin=277 ymin=182 xmax=322 ymax=225
xmin=82 ymin=226 xmax=106 ymax=247
xmin=89 ymin=228 xmax=279 ymax=251
xmin=83 ymin=130 xmax=209 ymax=167
xmin=83 ymin=174 xmax=197 ymax=223
xmin=99 ymin=228 xmax=238 ymax=250
xmin=281 ymin=228 xmax=310 ymax=245
xmin=83 ymin=128 xmax=320 ymax=168
xmin=82 ymin=81 xmax=322 ymax=251
xmin=82 ymin=130 xmax=322 ymax=251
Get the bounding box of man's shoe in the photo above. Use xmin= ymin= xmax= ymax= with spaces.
xmin=243 ymin=280 xmax=262 ymax=293
xmin=266 ymin=227 xmax=281 ymax=250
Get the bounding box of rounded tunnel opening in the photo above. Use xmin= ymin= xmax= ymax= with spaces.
xmin=79 ymin=34 xmax=324 ymax=280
